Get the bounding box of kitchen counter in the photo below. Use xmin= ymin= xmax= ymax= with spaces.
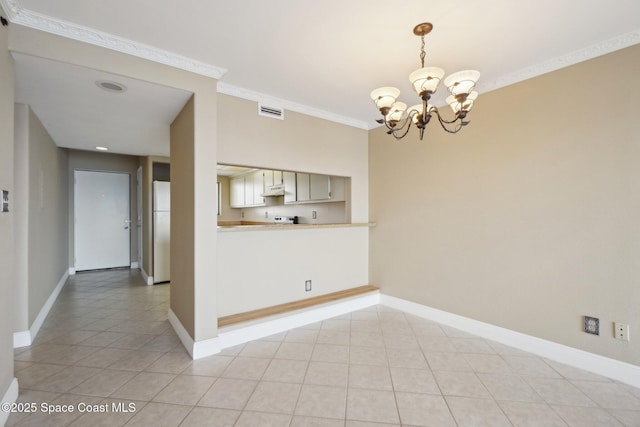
xmin=217 ymin=222 xmax=376 ymax=232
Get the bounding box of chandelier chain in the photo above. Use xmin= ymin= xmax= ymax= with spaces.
xmin=419 ymin=35 xmax=426 ymax=68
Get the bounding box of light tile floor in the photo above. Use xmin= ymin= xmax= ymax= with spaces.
xmin=8 ymin=269 xmax=640 ymax=426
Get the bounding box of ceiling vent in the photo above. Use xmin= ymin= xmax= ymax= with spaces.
xmin=258 ymin=103 xmax=284 ymax=120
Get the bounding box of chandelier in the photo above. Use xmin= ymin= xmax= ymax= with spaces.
xmin=370 ymin=22 xmax=480 ymax=140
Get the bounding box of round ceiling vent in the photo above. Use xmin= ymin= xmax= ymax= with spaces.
xmin=96 ymin=80 xmax=127 ymax=93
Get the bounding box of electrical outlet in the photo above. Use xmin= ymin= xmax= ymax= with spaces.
xmin=312 ymin=210 xmax=317 ymax=219
xmin=614 ymin=322 xmax=630 ymax=341
xmin=584 ymin=316 xmax=599 ymax=335
xmin=241 ymin=211 xmax=244 ymax=218
xmin=305 ymin=280 xmax=312 ymax=292
xmin=264 ymin=211 xmax=268 ymax=218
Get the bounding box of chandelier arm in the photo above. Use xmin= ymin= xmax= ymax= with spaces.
xmin=431 ymin=108 xmax=464 ymax=134
xmin=430 ymin=107 xmax=462 ymax=125
xmin=379 ymin=115 xmax=411 ymax=134
xmin=390 ymin=119 xmax=414 ymax=140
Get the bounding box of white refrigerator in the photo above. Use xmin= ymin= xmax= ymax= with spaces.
xmin=153 ymin=181 xmax=170 ymax=283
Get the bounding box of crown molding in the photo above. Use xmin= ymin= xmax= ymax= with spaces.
xmin=477 ymin=28 xmax=640 ymax=95
xmin=0 ymin=0 xmax=19 ymax=20
xmin=0 ymin=0 xmax=226 ymax=79
xmin=218 ymin=82 xmax=370 ymax=130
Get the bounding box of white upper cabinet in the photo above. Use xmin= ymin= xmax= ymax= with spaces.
xmin=284 ymin=171 xmax=297 ymax=204
xmin=329 ymin=176 xmax=345 ymax=202
xmin=309 ymin=174 xmax=330 ymax=201
xmin=229 ymin=168 xmax=346 ymax=207
xmin=230 ymin=176 xmax=245 ymax=208
xmin=229 ymin=170 xmax=266 ymax=208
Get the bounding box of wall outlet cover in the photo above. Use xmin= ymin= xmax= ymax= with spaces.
xmin=584 ymin=316 xmax=599 ymax=335
xmin=614 ymin=322 xmax=630 ymax=341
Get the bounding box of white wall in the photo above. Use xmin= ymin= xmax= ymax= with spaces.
xmin=217 ymin=226 xmax=369 ymax=316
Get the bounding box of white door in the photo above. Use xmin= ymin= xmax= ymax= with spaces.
xmin=75 ymin=170 xmax=130 ymax=271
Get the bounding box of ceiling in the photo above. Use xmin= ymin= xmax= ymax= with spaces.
xmin=6 ymin=0 xmax=640 ymax=157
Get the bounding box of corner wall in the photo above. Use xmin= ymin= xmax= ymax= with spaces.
xmin=369 ymin=44 xmax=640 ymax=366
xmin=13 ymin=105 xmax=69 ymax=334
xmin=0 ymin=2 xmax=16 ymax=413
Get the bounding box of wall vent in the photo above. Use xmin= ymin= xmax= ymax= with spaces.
xmin=258 ymin=103 xmax=284 ymax=120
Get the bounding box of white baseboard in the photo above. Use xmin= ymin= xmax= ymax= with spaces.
xmin=168 ymin=308 xmax=221 ymax=359
xmin=140 ymin=267 xmax=153 ymax=286
xmin=0 ymin=378 xmax=19 ymax=426
xmin=68 ymin=267 xmax=76 ymax=275
xmin=130 ymin=261 xmax=139 ymax=269
xmin=13 ymin=331 xmax=30 ymax=348
xmin=381 ymin=294 xmax=640 ymax=389
xmin=169 ymin=291 xmax=380 ymax=360
xmin=14 ymin=269 xmax=69 ymax=348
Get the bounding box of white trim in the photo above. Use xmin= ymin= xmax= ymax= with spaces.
xmin=14 ymin=269 xmax=69 ymax=348
xmin=217 ymin=83 xmax=370 ymax=130
xmin=168 ymin=308 xmax=193 ymax=358
xmin=477 ymin=29 xmax=640 ymax=98
xmin=13 ymin=331 xmax=30 ymax=348
xmin=130 ymin=261 xmax=139 ymax=269
xmin=167 ymin=308 xmax=223 ymax=360
xmin=381 ymin=294 xmax=640 ymax=389
xmin=68 ymin=267 xmax=76 ymax=276
xmin=140 ymin=267 xmax=153 ymax=286
xmin=0 ymin=378 xmax=19 ymax=426
xmin=192 ymin=336 xmax=222 ymax=360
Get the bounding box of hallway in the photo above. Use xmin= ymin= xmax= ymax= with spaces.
xmin=8 ymin=270 xmax=640 ymax=426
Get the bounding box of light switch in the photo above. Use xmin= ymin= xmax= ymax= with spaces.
xmin=1 ymin=190 xmax=8 ymax=212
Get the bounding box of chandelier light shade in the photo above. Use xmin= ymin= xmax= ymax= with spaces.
xmin=370 ymin=22 xmax=480 ymax=140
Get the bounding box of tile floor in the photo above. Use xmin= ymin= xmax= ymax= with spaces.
xmin=8 ymin=269 xmax=640 ymax=426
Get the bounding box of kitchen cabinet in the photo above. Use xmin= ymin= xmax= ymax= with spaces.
xmin=263 ymin=170 xmax=283 ymax=187
xmin=329 ymin=176 xmax=345 ymax=202
xmin=230 ymin=171 xmax=265 ymax=208
xmin=309 ymin=174 xmax=330 ymax=201
xmin=230 ymin=168 xmax=345 ymax=207
xmin=286 ymin=172 xmax=334 ymax=203
xmin=283 ymin=171 xmax=297 ymax=204
xmin=230 ymin=176 xmax=245 ymax=207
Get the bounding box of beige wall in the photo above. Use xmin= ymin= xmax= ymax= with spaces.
xmin=170 ymin=96 xmax=196 ymax=336
xmin=369 ymin=44 xmax=640 ymax=366
xmin=0 ymin=2 xmax=16 ymax=404
xmin=14 ymin=104 xmax=29 ymax=332
xmin=67 ymin=150 xmax=139 ymax=270
xmin=25 ymin=107 xmax=68 ymax=327
xmin=217 ymin=94 xmax=369 ymax=222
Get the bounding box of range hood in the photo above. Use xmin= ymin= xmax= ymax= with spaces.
xmin=261 ymin=184 xmax=285 ymax=197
